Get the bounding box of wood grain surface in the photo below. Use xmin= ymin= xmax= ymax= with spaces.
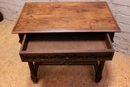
xmin=12 ymin=2 xmax=121 ymax=34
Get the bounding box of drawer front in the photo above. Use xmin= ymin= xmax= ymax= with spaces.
xmin=20 ymin=53 xmax=114 ymax=64
xmin=19 ymin=33 xmax=114 ymax=64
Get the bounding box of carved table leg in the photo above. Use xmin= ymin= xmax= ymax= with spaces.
xmin=28 ymin=62 xmax=39 ymax=83
xmin=95 ymin=61 xmax=105 ymax=83
xmin=18 ymin=34 xmax=24 ymax=43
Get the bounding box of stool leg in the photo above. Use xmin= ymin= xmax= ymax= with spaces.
xmin=95 ymin=61 xmax=105 ymax=83
xmin=28 ymin=62 xmax=38 ymax=83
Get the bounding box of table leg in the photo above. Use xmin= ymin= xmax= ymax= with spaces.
xmin=28 ymin=62 xmax=38 ymax=83
xmin=95 ymin=61 xmax=105 ymax=83
xmin=18 ymin=34 xmax=24 ymax=43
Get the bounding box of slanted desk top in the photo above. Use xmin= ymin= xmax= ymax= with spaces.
xmin=12 ymin=2 xmax=120 ymax=34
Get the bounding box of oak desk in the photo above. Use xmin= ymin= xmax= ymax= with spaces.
xmin=12 ymin=2 xmax=121 ymax=83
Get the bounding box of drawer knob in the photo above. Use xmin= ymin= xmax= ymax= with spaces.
xmin=66 ymin=56 xmax=69 ymax=60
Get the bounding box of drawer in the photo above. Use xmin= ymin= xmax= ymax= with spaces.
xmin=19 ymin=33 xmax=114 ymax=63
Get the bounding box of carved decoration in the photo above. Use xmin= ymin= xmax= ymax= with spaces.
xmin=20 ymin=53 xmax=113 ymax=62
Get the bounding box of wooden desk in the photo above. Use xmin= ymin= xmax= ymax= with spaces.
xmin=12 ymin=2 xmax=121 ymax=83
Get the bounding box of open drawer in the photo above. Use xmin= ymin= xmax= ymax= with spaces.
xmin=20 ymin=33 xmax=114 ymax=63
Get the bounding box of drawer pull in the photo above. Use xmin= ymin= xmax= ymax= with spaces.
xmin=60 ymin=56 xmax=69 ymax=64
xmin=66 ymin=56 xmax=69 ymax=60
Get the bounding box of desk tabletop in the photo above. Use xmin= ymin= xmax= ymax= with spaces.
xmin=12 ymin=2 xmax=121 ymax=34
